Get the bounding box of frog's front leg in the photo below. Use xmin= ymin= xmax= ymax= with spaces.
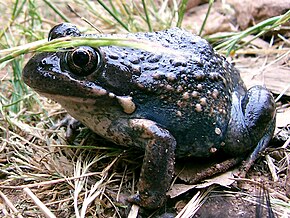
xmin=125 ymin=119 xmax=176 ymax=209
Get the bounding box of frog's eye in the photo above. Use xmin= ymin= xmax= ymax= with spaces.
xmin=66 ymin=46 xmax=101 ymax=76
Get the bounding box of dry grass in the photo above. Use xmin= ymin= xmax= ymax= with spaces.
xmin=0 ymin=0 xmax=289 ymax=217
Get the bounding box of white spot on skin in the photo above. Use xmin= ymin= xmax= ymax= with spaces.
xmin=116 ymin=96 xmax=136 ymax=114
xmin=215 ymin=127 xmax=222 ymax=135
xmin=200 ymin=97 xmax=207 ymax=106
xmin=195 ymin=103 xmax=202 ymax=112
xmin=177 ymin=85 xmax=183 ymax=93
xmin=137 ymin=83 xmax=145 ymax=89
xmin=109 ymin=92 xmax=115 ymax=98
xmin=152 ymin=72 xmax=161 ymax=79
xmin=212 ymin=89 xmax=219 ymax=99
xmin=90 ymin=87 xmax=108 ymax=96
xmin=166 ymin=73 xmax=176 ymax=81
xmin=215 ymin=164 xmax=221 ymax=169
xmin=197 ymin=84 xmax=203 ymax=90
xmin=182 ymin=92 xmax=190 ymax=100
xmin=191 ymin=91 xmax=199 ymax=98
xmin=165 ymin=84 xmax=174 ymax=91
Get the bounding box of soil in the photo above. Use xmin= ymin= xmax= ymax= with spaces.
xmin=0 ymin=1 xmax=289 ymax=217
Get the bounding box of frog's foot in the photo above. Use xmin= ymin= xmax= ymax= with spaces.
xmin=238 ymin=118 xmax=276 ymax=178
xmin=51 ymin=114 xmax=82 ymax=142
xmin=128 ymin=191 xmax=166 ymax=209
xmin=237 ymin=86 xmax=276 ymax=178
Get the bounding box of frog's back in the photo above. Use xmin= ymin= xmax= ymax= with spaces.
xmin=96 ymin=28 xmax=245 ymax=158
xmin=126 ymin=28 xmax=245 ymax=158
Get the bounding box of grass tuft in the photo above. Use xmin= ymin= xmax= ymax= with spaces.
xmin=210 ymin=10 xmax=290 ymax=55
xmin=0 ymin=0 xmax=289 ymax=217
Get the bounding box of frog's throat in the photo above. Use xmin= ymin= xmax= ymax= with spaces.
xmin=40 ymin=91 xmax=136 ymax=115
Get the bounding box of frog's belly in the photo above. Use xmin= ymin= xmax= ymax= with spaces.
xmin=62 ymin=99 xmax=227 ymax=158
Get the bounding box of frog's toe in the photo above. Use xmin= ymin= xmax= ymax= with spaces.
xmin=51 ymin=114 xmax=82 ymax=142
xmin=127 ymin=192 xmax=166 ymax=209
xmin=127 ymin=193 xmax=141 ymax=205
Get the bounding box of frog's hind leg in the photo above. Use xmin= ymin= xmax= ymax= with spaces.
xmin=238 ymin=85 xmax=276 ymax=176
xmin=224 ymin=85 xmax=276 ymax=176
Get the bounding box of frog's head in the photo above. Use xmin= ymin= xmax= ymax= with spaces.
xmin=23 ymin=23 xmax=137 ymax=114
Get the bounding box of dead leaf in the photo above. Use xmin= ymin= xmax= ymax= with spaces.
xmin=241 ymin=35 xmax=270 ymax=49
xmin=236 ymin=56 xmax=290 ymax=96
xmin=168 ymin=170 xmax=236 ymax=198
xmin=276 ymin=109 xmax=290 ymax=128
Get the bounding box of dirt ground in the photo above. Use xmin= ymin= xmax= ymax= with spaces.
xmin=0 ymin=0 xmax=289 ymax=217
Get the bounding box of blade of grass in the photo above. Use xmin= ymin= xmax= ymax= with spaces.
xmin=43 ymin=0 xmax=71 ymax=23
xmin=165 ymin=0 xmax=177 ymax=28
xmin=116 ymin=0 xmax=136 ymax=31
xmin=147 ymin=0 xmax=170 ymax=28
xmin=10 ymin=59 xmax=29 ymax=113
xmin=142 ymin=0 xmax=152 ymax=31
xmin=148 ymin=0 xmax=159 ymax=13
xmin=131 ymin=1 xmax=151 ymax=31
xmin=26 ymin=0 xmax=42 ymax=29
xmin=176 ymin=187 xmax=214 ymax=218
xmin=2 ymin=28 xmax=30 ymax=113
xmin=96 ymin=0 xmax=129 ymax=31
xmin=213 ymin=10 xmax=290 ymax=55
xmin=0 ymin=0 xmax=26 ymax=40
xmin=0 ymin=36 xmax=183 ymax=64
xmin=23 ymin=187 xmax=57 ymax=218
xmin=108 ymin=0 xmax=121 ymax=16
xmin=73 ymin=0 xmax=114 ymax=29
xmin=198 ymin=0 xmax=214 ymax=36
xmin=115 ymin=0 xmax=130 ymax=18
xmin=176 ymin=0 xmax=188 ymax=28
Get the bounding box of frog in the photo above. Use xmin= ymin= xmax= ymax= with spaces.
xmin=22 ymin=23 xmax=276 ymax=209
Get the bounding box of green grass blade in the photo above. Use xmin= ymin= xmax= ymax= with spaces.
xmin=213 ymin=10 xmax=290 ymax=55
xmin=198 ymin=0 xmax=214 ymax=36
xmin=108 ymin=0 xmax=120 ymax=16
xmin=142 ymin=0 xmax=153 ymax=31
xmin=96 ymin=0 xmax=129 ymax=31
xmin=43 ymin=0 xmax=71 ymax=22
xmin=0 ymin=0 xmax=26 ymax=40
xmin=0 ymin=37 xmax=182 ymax=64
xmin=176 ymin=0 xmax=188 ymax=27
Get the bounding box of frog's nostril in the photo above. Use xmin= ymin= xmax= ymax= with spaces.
xmin=41 ymin=59 xmax=47 ymax=65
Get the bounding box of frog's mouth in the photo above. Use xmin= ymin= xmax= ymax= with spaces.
xmin=23 ymin=52 xmax=107 ymax=96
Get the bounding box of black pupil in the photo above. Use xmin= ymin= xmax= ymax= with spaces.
xmin=73 ymin=50 xmax=90 ymax=67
